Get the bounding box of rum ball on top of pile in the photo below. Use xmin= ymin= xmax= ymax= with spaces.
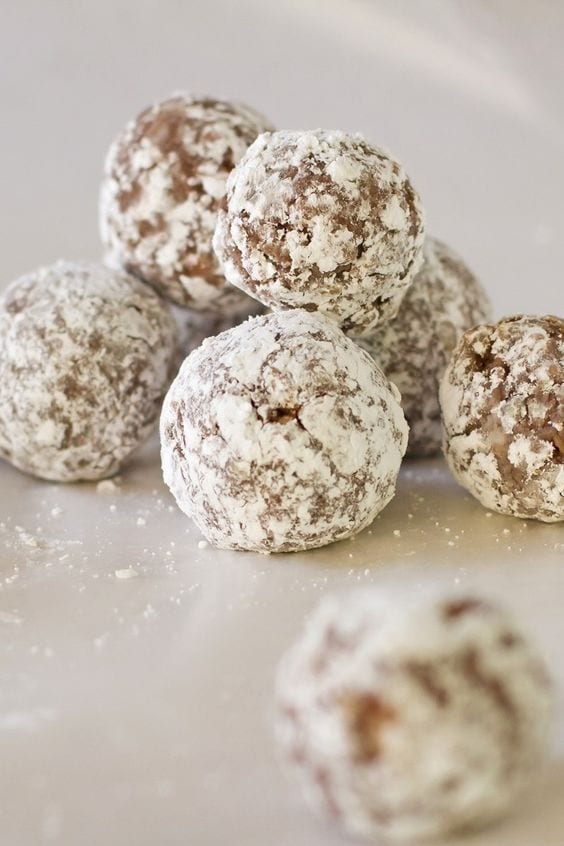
xmin=213 ymin=128 xmax=426 ymax=335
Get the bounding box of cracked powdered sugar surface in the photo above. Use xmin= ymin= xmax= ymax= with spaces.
xmin=171 ymin=298 xmax=267 ymax=360
xmin=100 ymin=95 xmax=274 ymax=312
xmin=213 ymin=129 xmax=425 ymax=335
xmin=357 ymin=237 xmax=492 ymax=457
xmin=440 ymin=314 xmax=563 ymax=521
xmin=275 ymin=590 xmax=552 ymax=842
xmin=160 ymin=310 xmax=408 ymax=553
xmin=0 ymin=261 xmax=178 ymax=482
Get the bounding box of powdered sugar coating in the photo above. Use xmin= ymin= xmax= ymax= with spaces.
xmin=276 ymin=590 xmax=552 ymax=842
xmin=213 ymin=130 xmax=425 ymax=335
xmin=0 ymin=261 xmax=178 ymax=482
xmin=358 ymin=238 xmax=491 ymax=457
xmin=100 ymin=95 xmax=273 ymax=311
xmin=172 ymin=297 xmax=267 ymax=358
xmin=440 ymin=315 xmax=563 ymax=521
xmin=160 ymin=310 xmax=408 ymax=552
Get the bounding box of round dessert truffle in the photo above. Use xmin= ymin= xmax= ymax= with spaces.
xmin=100 ymin=94 xmax=273 ymax=311
xmin=440 ymin=315 xmax=563 ymax=522
xmin=160 ymin=310 xmax=408 ymax=552
xmin=0 ymin=261 xmax=178 ymax=482
xmin=276 ymin=591 xmax=552 ymax=843
xmin=173 ymin=297 xmax=267 ymax=358
xmin=357 ymin=238 xmax=491 ymax=457
xmin=213 ymin=130 xmax=425 ymax=335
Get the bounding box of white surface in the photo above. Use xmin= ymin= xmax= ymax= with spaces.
xmin=1 ymin=445 xmax=563 ymax=845
xmin=1 ymin=2 xmax=563 ymax=845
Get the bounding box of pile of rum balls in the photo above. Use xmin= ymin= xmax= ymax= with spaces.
xmin=0 ymin=94 xmax=562 ymax=842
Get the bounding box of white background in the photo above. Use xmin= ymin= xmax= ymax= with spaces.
xmin=0 ymin=3 xmax=563 ymax=845
xmin=1 ymin=0 xmax=563 ymax=314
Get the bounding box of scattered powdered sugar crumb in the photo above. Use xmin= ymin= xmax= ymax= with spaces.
xmin=94 ymin=633 xmax=110 ymax=651
xmin=0 ymin=707 xmax=59 ymax=734
xmin=198 ymin=540 xmax=209 ymax=550
xmin=0 ymin=610 xmax=23 ymax=625
xmin=114 ymin=567 xmax=138 ymax=580
xmin=97 ymin=479 xmax=120 ymax=494
xmin=143 ymin=604 xmax=157 ymax=619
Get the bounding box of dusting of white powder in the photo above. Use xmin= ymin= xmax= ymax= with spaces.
xmin=213 ymin=129 xmax=425 ymax=335
xmin=0 ymin=261 xmax=178 ymax=482
xmin=160 ymin=310 xmax=408 ymax=553
xmin=171 ymin=297 xmax=266 ymax=360
xmin=275 ymin=590 xmax=553 ymax=842
xmin=100 ymin=95 xmax=273 ymax=312
xmin=440 ymin=315 xmax=563 ymax=521
xmin=358 ymin=237 xmax=491 ymax=457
